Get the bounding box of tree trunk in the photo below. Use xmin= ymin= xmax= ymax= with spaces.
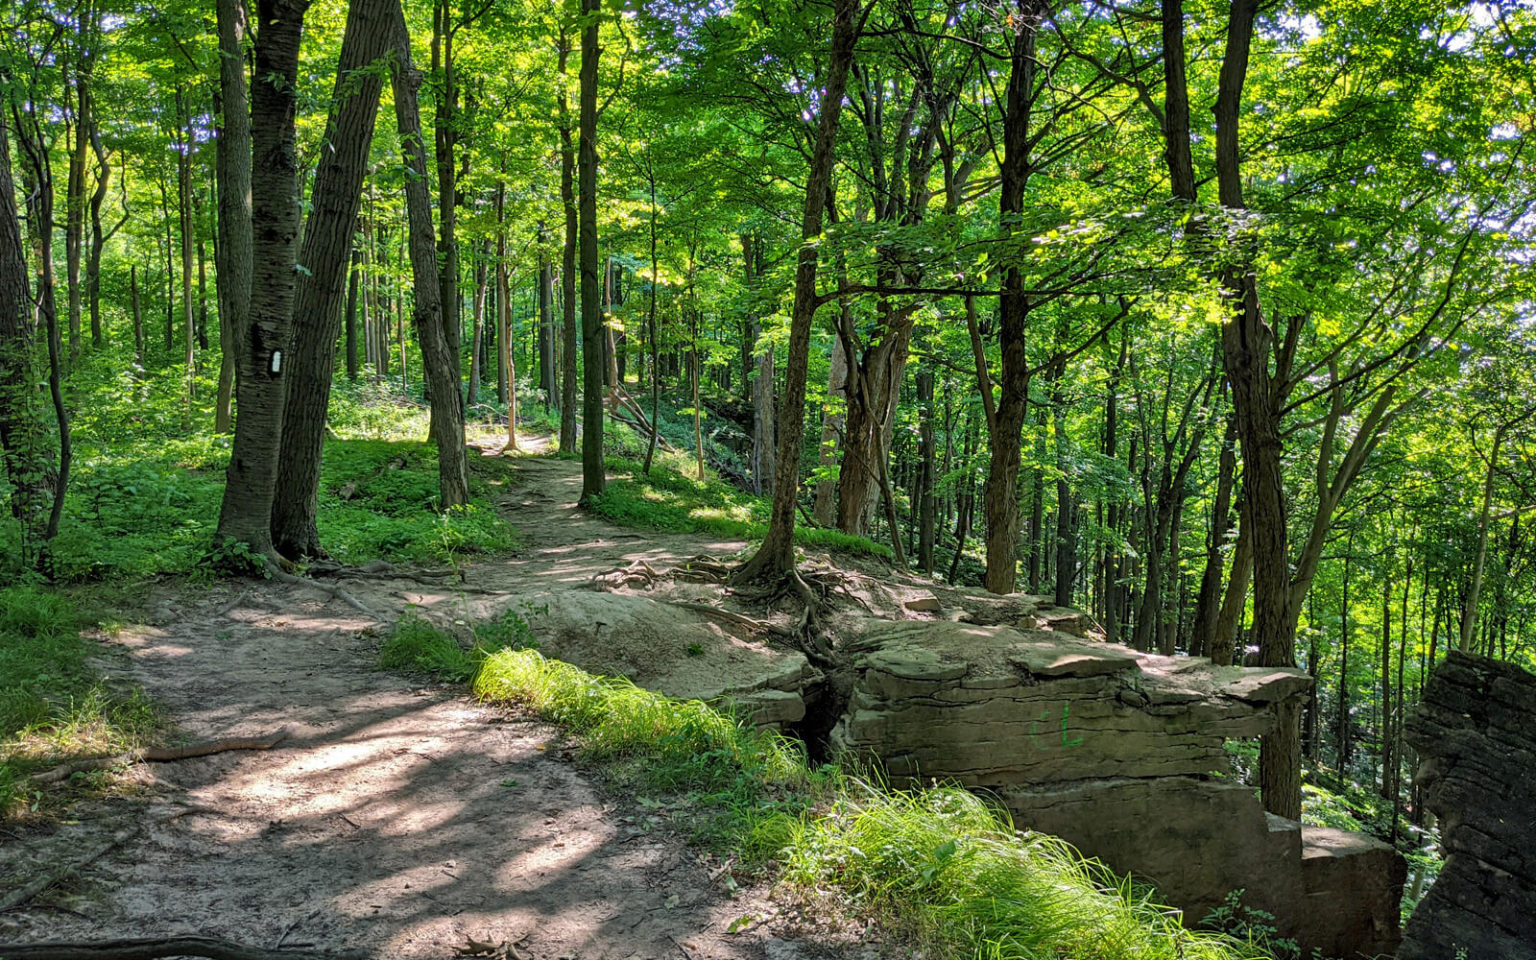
xmin=1191 ymin=420 xmax=1238 ymax=656
xmin=85 ymin=139 xmax=112 ymax=349
xmin=431 ymin=0 xmax=462 ymax=420
xmin=982 ymin=0 xmax=1043 ymax=595
xmin=538 ymin=224 xmax=556 ymax=410
xmin=65 ymin=48 xmax=90 ymax=362
xmin=498 ymin=207 xmax=517 ymax=452
xmin=214 ymin=0 xmax=252 ymax=437
xmin=130 ymin=264 xmax=144 ymax=365
xmin=916 ymin=365 xmax=936 ymax=574
xmin=1460 ymin=424 xmax=1503 ymax=652
xmin=344 ymin=245 xmax=361 ymax=381
xmin=213 ymin=0 xmax=311 ymax=560
xmin=811 ymin=309 xmax=848 ymax=526
xmin=577 ymin=0 xmax=604 ymax=501
xmin=270 ymin=0 xmax=389 ymax=560
xmin=1211 ymin=0 xmax=1300 ymax=820
xmin=0 ymin=109 xmax=51 ymax=555
xmin=468 ymin=246 xmax=487 ymax=406
xmin=178 ymin=93 xmax=197 ymax=404
xmin=557 ymin=32 xmax=579 ymax=454
xmin=744 ymin=234 xmax=776 ymax=497
xmin=1210 ymin=488 xmax=1251 ymax=667
xmin=732 ymin=0 xmax=858 ymax=583
xmin=835 ymin=317 xmax=913 ymax=535
xmin=388 ymin=0 xmax=469 ymax=508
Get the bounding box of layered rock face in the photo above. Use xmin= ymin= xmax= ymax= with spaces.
xmin=1401 ymin=652 xmax=1536 ymax=960
xmin=830 ymin=620 xmax=1403 ymax=959
xmin=516 ymin=591 xmax=817 ymax=728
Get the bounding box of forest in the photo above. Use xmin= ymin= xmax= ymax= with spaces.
xmin=0 ymin=0 xmax=1533 ymax=958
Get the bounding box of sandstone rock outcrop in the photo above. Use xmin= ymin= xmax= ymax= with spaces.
xmin=830 ymin=618 xmax=1403 ymax=959
xmin=1401 ymin=652 xmax=1536 ymax=960
xmin=514 ymin=592 xmax=818 ymax=727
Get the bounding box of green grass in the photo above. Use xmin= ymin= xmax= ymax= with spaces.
xmin=586 ymin=451 xmax=892 ymax=561
xmin=0 ymin=361 xmax=521 ymax=582
xmin=0 ymin=586 xmax=157 ymax=819
xmin=384 ymin=612 xmax=1274 ymax=960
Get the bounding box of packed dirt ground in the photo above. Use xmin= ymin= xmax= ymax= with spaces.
xmin=0 ymin=448 xmax=875 ymax=960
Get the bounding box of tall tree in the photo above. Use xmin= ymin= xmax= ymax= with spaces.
xmin=733 ymin=0 xmax=862 ymax=584
xmin=271 ymin=0 xmax=393 ymax=560
xmin=214 ymin=0 xmax=252 ymax=437
xmin=213 ymin=0 xmax=312 ymax=562
xmin=389 ymin=0 xmax=470 ymax=509
xmin=577 ymin=0 xmax=604 ymax=501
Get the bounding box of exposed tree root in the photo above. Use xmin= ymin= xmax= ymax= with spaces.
xmin=262 ymin=559 xmax=373 ymax=615
xmin=0 ymin=937 xmax=367 ymax=960
xmin=31 ymin=729 xmax=290 ymax=784
xmin=727 ymin=566 xmax=837 ymax=666
xmin=591 ymin=559 xmax=663 ymax=590
xmin=662 ymin=601 xmax=793 ymax=639
xmin=671 ymin=555 xmax=733 ymax=584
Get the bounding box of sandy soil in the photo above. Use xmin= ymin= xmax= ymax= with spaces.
xmin=0 ymin=448 xmax=869 ymax=960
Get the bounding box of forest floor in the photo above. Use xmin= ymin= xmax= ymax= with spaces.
xmin=0 ymin=443 xmax=866 ymax=960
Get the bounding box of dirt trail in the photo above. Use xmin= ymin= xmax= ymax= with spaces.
xmin=0 ymin=450 xmax=849 ymax=960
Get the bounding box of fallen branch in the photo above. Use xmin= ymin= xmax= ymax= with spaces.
xmin=31 ymin=729 xmax=290 ymax=785
xmin=0 ymin=937 xmax=368 ymax=960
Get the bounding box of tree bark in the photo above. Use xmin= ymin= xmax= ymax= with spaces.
xmin=0 ymin=108 xmax=50 ymax=553
xmin=577 ymin=0 xmax=605 ymax=501
xmin=557 ymin=31 xmax=579 ymax=454
xmin=270 ymin=0 xmax=390 ymax=560
xmin=344 ymin=245 xmax=361 ymax=381
xmin=1210 ymin=0 xmax=1301 ymax=820
xmin=177 ymin=92 xmax=196 ymax=403
xmin=811 ymin=307 xmax=849 ymax=525
xmin=1191 ymin=420 xmax=1238 ymax=656
xmin=213 ymin=0 xmax=311 ymax=561
xmin=744 ymin=233 xmax=776 ymax=497
xmin=1210 ymin=487 xmax=1251 ymax=667
xmin=214 ymin=0 xmax=252 ymax=436
xmin=982 ymin=0 xmax=1043 ymax=595
xmin=916 ymin=365 xmax=936 ymax=574
xmin=1460 ymin=424 xmax=1504 ymax=652
xmin=388 ymin=0 xmax=469 ymax=508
